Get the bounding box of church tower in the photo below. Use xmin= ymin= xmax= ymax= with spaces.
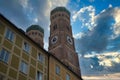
xmin=48 ymin=7 xmax=81 ymax=76
xmin=26 ymin=25 xmax=44 ymax=48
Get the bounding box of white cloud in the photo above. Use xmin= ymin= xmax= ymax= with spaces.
xmin=45 ymin=0 xmax=68 ymax=17
xmin=34 ymin=18 xmax=38 ymax=23
xmin=109 ymin=4 xmax=112 ymax=8
xmin=72 ymin=6 xmax=96 ymax=30
xmin=19 ymin=0 xmax=29 ymax=9
xmin=84 ymin=51 xmax=120 ymax=67
xmin=113 ymin=7 xmax=120 ymax=37
xmin=18 ymin=0 xmax=33 ymax=13
xmin=73 ymin=32 xmax=85 ymax=39
xmin=98 ymin=52 xmax=120 ymax=67
xmin=44 ymin=41 xmax=49 ymax=50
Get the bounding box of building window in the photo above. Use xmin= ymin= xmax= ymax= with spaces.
xmin=0 ymin=48 xmax=10 ymax=63
xmin=32 ymin=32 xmax=34 ymax=35
xmin=5 ymin=28 xmax=14 ymax=42
xmin=0 ymin=74 xmax=5 ymax=80
xmin=66 ymin=74 xmax=70 ymax=80
xmin=29 ymin=33 xmax=31 ymax=35
xmin=37 ymin=71 xmax=43 ymax=80
xmin=23 ymin=42 xmax=30 ymax=53
xmin=56 ymin=65 xmax=60 ymax=75
xmin=67 ymin=26 xmax=69 ymax=31
xmin=38 ymin=53 xmax=45 ymax=63
xmin=52 ymin=16 xmax=54 ymax=20
xmin=59 ymin=14 xmax=61 ymax=16
xmin=20 ymin=61 xmax=28 ymax=74
xmin=35 ymin=32 xmax=37 ymax=35
xmin=53 ymin=24 xmax=57 ymax=30
xmin=39 ymin=33 xmax=42 ymax=37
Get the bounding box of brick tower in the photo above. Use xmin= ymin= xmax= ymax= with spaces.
xmin=48 ymin=7 xmax=81 ymax=76
xmin=26 ymin=25 xmax=44 ymax=48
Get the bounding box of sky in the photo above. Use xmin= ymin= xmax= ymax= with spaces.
xmin=0 ymin=0 xmax=120 ymax=79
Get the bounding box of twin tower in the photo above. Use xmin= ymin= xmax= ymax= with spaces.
xmin=26 ymin=7 xmax=81 ymax=76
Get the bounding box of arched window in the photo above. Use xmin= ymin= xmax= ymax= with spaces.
xmin=35 ymin=32 xmax=37 ymax=35
xmin=53 ymin=24 xmax=57 ymax=31
xmin=59 ymin=14 xmax=61 ymax=16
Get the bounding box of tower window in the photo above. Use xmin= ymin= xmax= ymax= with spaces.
xmin=59 ymin=14 xmax=61 ymax=16
xmin=32 ymin=32 xmax=34 ymax=35
xmin=5 ymin=28 xmax=14 ymax=42
xmin=0 ymin=48 xmax=10 ymax=63
xmin=35 ymin=32 xmax=37 ymax=35
xmin=52 ymin=16 xmax=55 ymax=20
xmin=29 ymin=33 xmax=31 ymax=35
xmin=53 ymin=24 xmax=57 ymax=30
xmin=56 ymin=65 xmax=60 ymax=75
xmin=67 ymin=26 xmax=69 ymax=31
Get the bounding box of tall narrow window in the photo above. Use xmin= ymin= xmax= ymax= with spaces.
xmin=66 ymin=26 xmax=69 ymax=31
xmin=0 ymin=48 xmax=10 ymax=63
xmin=0 ymin=74 xmax=5 ymax=80
xmin=23 ymin=42 xmax=30 ymax=53
xmin=20 ymin=61 xmax=28 ymax=74
xmin=37 ymin=71 xmax=43 ymax=80
xmin=5 ymin=28 xmax=14 ymax=42
xmin=53 ymin=24 xmax=57 ymax=31
xmin=56 ymin=65 xmax=60 ymax=75
xmin=38 ymin=53 xmax=45 ymax=63
xmin=66 ymin=74 xmax=70 ymax=80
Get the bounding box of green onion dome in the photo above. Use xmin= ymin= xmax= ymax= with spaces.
xmin=26 ymin=25 xmax=44 ymax=34
xmin=51 ymin=7 xmax=70 ymax=16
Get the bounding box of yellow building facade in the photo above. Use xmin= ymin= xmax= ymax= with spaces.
xmin=0 ymin=14 xmax=48 ymax=80
xmin=0 ymin=14 xmax=82 ymax=80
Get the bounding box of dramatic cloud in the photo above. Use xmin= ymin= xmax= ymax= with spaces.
xmin=75 ymin=7 xmax=120 ymax=55
xmin=79 ymin=52 xmax=120 ymax=75
xmin=73 ymin=32 xmax=85 ymax=39
xmin=113 ymin=7 xmax=120 ymax=37
xmin=0 ymin=0 xmax=31 ymax=28
xmin=72 ymin=5 xmax=96 ymax=30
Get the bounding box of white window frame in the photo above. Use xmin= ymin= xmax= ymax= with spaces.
xmin=5 ymin=28 xmax=14 ymax=42
xmin=20 ymin=61 xmax=28 ymax=74
xmin=0 ymin=48 xmax=10 ymax=63
xmin=23 ymin=42 xmax=30 ymax=53
xmin=37 ymin=71 xmax=43 ymax=80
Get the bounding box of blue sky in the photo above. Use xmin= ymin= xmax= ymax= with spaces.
xmin=0 ymin=0 xmax=120 ymax=79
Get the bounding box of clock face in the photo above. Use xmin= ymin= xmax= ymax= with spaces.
xmin=67 ymin=36 xmax=73 ymax=45
xmin=51 ymin=36 xmax=58 ymax=44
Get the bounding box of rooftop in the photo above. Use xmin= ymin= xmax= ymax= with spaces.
xmin=26 ymin=25 xmax=44 ymax=34
xmin=51 ymin=7 xmax=70 ymax=16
